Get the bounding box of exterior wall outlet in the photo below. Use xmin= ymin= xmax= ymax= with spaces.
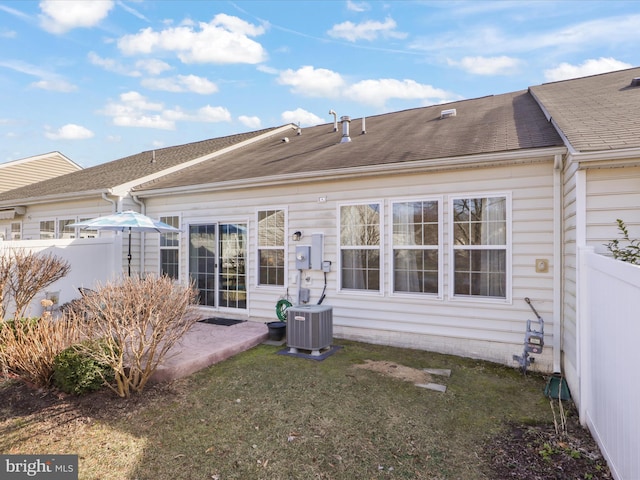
xmin=535 ymin=259 xmax=549 ymax=273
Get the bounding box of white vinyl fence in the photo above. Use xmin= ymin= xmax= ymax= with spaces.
xmin=1 ymin=237 xmax=120 ymax=319
xmin=579 ymin=247 xmax=640 ymax=480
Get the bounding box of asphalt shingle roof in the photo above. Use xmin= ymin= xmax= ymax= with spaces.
xmin=135 ymin=89 xmax=563 ymax=192
xmin=0 ymin=128 xmax=279 ymax=204
xmin=529 ymin=67 xmax=640 ymax=153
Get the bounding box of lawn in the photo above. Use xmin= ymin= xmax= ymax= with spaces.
xmin=0 ymin=339 xmax=608 ymax=479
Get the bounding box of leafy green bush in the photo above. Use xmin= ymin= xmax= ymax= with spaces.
xmin=605 ymin=219 xmax=640 ymax=265
xmin=53 ymin=340 xmax=114 ymax=395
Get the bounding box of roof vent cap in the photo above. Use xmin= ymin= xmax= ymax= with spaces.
xmin=631 ymin=77 xmax=640 ymax=87
xmin=440 ymin=108 xmax=457 ymax=119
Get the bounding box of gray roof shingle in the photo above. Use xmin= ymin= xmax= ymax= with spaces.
xmin=529 ymin=67 xmax=640 ymax=153
xmin=0 ymin=128 xmax=279 ymax=204
xmin=135 ymin=89 xmax=563 ymax=192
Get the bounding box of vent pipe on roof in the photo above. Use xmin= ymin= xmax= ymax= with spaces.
xmin=151 ymin=150 xmax=156 ymax=163
xmin=340 ymin=116 xmax=351 ymax=143
xmin=440 ymin=108 xmax=456 ymax=119
xmin=329 ymin=109 xmax=338 ymax=132
xmin=361 ymin=116 xmax=366 ymax=134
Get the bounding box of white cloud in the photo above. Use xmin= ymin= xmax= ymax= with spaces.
xmin=135 ymin=59 xmax=172 ymax=75
xmin=100 ymin=91 xmax=230 ymax=129
xmin=117 ymin=14 xmax=267 ymax=64
xmin=141 ymin=75 xmax=218 ymax=94
xmin=345 ymin=79 xmax=453 ymax=107
xmin=346 ymin=0 xmax=370 ymax=12
xmin=45 ymin=124 xmax=94 ymax=140
xmin=277 ymin=66 xmax=346 ymax=97
xmin=31 ymin=78 xmax=77 ymax=92
xmin=544 ymin=58 xmax=633 ymax=82
xmin=238 ymin=115 xmax=261 ymax=129
xmin=0 ymin=60 xmax=77 ymax=91
xmin=88 ymin=51 xmax=141 ymax=77
xmin=328 ymin=17 xmax=406 ymax=42
xmin=281 ymin=108 xmax=324 ymax=127
xmin=39 ymin=0 xmax=114 ymax=34
xmin=448 ymin=56 xmax=522 ymax=75
xmin=1 ymin=29 xmax=17 ymax=38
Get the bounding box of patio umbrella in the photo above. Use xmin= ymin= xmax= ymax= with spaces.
xmin=69 ymin=210 xmax=181 ymax=276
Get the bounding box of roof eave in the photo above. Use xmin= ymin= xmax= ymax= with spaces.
xmin=0 ymin=188 xmax=112 ymax=209
xmin=568 ymin=147 xmax=640 ymax=169
xmin=136 ymin=146 xmax=567 ymax=198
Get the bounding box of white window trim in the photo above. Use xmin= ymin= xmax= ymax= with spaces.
xmin=448 ymin=192 xmax=512 ymax=304
xmin=158 ymin=213 xmax=181 ymax=281
xmin=337 ymin=201 xmax=384 ymax=296
xmin=255 ymin=207 xmax=288 ymax=289
xmin=389 ymin=196 xmax=444 ymax=300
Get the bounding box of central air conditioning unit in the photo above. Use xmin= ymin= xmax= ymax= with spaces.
xmin=287 ymin=305 xmax=333 ymax=356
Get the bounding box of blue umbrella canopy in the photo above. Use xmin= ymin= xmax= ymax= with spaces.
xmin=69 ymin=211 xmax=181 ymax=275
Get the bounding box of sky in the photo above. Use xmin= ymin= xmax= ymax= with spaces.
xmin=0 ymin=1 xmax=639 ymax=168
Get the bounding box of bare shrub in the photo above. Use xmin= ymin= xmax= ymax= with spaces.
xmin=72 ymin=275 xmax=199 ymax=398
xmin=0 ymin=317 xmax=83 ymax=387
xmin=0 ymin=248 xmax=70 ymax=320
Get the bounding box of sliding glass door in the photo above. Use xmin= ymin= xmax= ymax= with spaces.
xmin=188 ymin=223 xmax=247 ymax=309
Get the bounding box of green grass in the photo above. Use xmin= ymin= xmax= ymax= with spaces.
xmin=1 ymin=340 xmax=552 ymax=479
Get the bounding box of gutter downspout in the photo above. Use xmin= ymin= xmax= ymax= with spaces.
xmin=102 ymin=192 xmax=117 ymax=213
xmin=553 ymin=154 xmax=563 ymax=374
xmin=132 ymin=195 xmax=146 ymax=276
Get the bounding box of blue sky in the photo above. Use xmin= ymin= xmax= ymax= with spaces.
xmin=1 ymin=1 xmax=638 ymax=168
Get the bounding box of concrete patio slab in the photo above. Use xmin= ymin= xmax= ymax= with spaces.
xmin=150 ymin=321 xmax=268 ymax=383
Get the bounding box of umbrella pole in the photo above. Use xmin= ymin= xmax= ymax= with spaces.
xmin=127 ymin=227 xmax=132 ymax=276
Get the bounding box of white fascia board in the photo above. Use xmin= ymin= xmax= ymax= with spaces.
xmin=0 ymin=189 xmax=110 ymax=208
xmin=137 ymin=146 xmax=566 ymax=198
xmin=110 ymin=124 xmax=298 ymax=197
xmin=568 ymin=147 xmax=640 ymax=168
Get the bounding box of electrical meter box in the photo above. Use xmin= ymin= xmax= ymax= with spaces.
xmin=295 ymin=245 xmax=311 ymax=270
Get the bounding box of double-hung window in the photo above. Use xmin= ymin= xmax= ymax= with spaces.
xmin=58 ymin=219 xmax=76 ymax=239
xmin=257 ymin=209 xmax=285 ymax=286
xmin=159 ymin=215 xmax=180 ymax=280
xmin=340 ymin=203 xmax=381 ymax=291
xmin=451 ymin=195 xmax=509 ymax=299
xmin=10 ymin=222 xmax=21 ymax=240
xmin=39 ymin=220 xmax=55 ymax=239
xmin=392 ymin=199 xmax=440 ymax=295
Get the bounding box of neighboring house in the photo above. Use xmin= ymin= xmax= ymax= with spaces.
xmin=0 ymin=152 xmax=81 ymax=239
xmin=0 ymin=126 xmax=287 ymax=253
xmin=0 ymin=68 xmax=638 ymax=383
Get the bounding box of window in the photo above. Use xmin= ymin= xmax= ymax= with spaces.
xmin=340 ymin=203 xmax=381 ymax=291
xmin=78 ymin=218 xmax=98 ymax=239
xmin=39 ymin=220 xmax=55 ymax=239
xmin=451 ymin=195 xmax=509 ymax=299
xmin=160 ymin=215 xmax=180 ymax=280
xmin=392 ymin=200 xmax=440 ymax=294
xmin=10 ymin=222 xmax=21 ymax=240
xmin=58 ymin=219 xmax=76 ymax=239
xmin=257 ymin=209 xmax=285 ymax=286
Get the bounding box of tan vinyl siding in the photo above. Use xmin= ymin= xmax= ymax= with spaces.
xmin=143 ymin=158 xmax=558 ymax=369
xmin=561 ymin=161 xmax=579 ymax=395
xmin=585 ymin=165 xmax=640 ymax=251
xmin=0 ymin=155 xmax=80 ymax=193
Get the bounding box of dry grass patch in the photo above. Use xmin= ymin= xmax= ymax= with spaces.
xmin=0 ymin=340 xmax=609 ymax=480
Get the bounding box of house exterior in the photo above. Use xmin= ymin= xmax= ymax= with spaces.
xmin=0 ymin=126 xmax=287 ymax=259
xmin=0 ymin=152 xmax=81 ymax=238
xmin=529 ymin=68 xmax=640 ymax=409
xmin=0 ymin=68 xmax=638 ymax=383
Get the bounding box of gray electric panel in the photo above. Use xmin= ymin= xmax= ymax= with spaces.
xmin=295 ymin=245 xmax=310 ymax=270
xmin=311 ymin=233 xmax=324 ymax=270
